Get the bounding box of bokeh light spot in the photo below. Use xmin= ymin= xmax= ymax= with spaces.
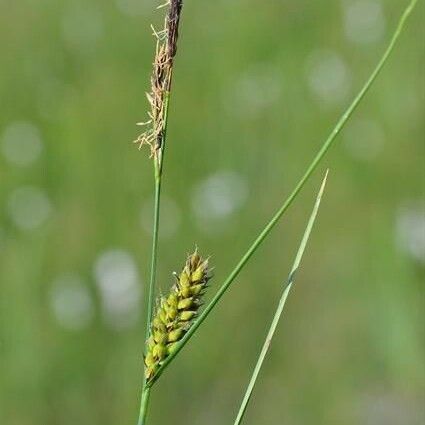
xmin=306 ymin=50 xmax=351 ymax=106
xmin=1 ymin=121 xmax=43 ymax=167
xmin=342 ymin=0 xmax=386 ymax=46
xmin=396 ymin=203 xmax=425 ymax=264
xmin=94 ymin=249 xmax=142 ymax=330
xmin=50 ymin=274 xmax=94 ymax=331
xmin=7 ymin=186 xmax=52 ymax=231
xmin=191 ymin=170 xmax=249 ymax=234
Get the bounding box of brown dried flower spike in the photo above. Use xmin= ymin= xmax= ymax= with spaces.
xmin=134 ymin=0 xmax=183 ymax=160
xmin=144 ymin=251 xmax=212 ymax=381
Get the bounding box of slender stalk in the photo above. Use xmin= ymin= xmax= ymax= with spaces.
xmin=140 ymin=83 xmax=173 ymax=425
xmin=145 ymin=91 xmax=171 ymax=340
xmin=138 ymin=387 xmax=151 ymax=425
xmin=234 ymin=171 xmax=328 ymax=425
xmin=145 ymin=168 xmax=162 ymax=339
xmin=145 ymin=38 xmax=174 ymax=341
xmin=148 ymin=0 xmax=418 ymax=386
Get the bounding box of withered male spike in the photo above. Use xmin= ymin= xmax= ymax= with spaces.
xmin=134 ymin=0 xmax=184 ymax=158
xmin=167 ymin=0 xmax=183 ymax=59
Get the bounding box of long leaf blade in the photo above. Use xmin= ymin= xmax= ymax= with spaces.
xmin=234 ymin=170 xmax=328 ymax=425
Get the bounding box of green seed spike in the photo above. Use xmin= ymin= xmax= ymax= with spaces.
xmin=144 ymin=250 xmax=212 ymax=381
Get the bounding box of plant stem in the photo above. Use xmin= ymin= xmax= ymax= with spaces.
xmin=139 ymin=91 xmax=172 ymax=425
xmin=234 ymin=171 xmax=328 ymax=425
xmin=145 ymin=170 xmax=162 ymax=340
xmin=137 ymin=387 xmax=151 ymax=425
xmin=139 ymin=88 xmax=172 ymax=422
xmin=148 ymin=0 xmax=418 ymax=386
xmin=137 ymin=1 xmax=183 ymax=422
xmin=145 ymin=90 xmax=171 ymax=339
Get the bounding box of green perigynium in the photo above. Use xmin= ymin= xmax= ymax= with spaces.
xmin=144 ymin=251 xmax=212 ymax=381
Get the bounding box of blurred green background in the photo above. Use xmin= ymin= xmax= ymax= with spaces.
xmin=0 ymin=1 xmax=424 ymax=424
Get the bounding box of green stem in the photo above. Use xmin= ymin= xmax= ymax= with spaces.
xmin=148 ymin=0 xmax=417 ymax=386
xmin=139 ymin=90 xmax=172 ymax=423
xmin=145 ymin=170 xmax=162 ymax=340
xmin=137 ymin=387 xmax=151 ymax=425
xmin=234 ymin=171 xmax=328 ymax=425
xmin=145 ymin=92 xmax=171 ymax=338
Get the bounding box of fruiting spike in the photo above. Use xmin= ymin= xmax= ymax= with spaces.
xmin=144 ymin=250 xmax=212 ymax=381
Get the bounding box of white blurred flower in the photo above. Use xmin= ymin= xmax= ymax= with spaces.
xmin=192 ymin=170 xmax=249 ymax=234
xmin=227 ymin=64 xmax=282 ymax=117
xmin=94 ymin=249 xmax=142 ymax=330
xmin=357 ymin=390 xmax=422 ymax=425
xmin=342 ymin=0 xmax=386 ymax=46
xmin=306 ymin=50 xmax=351 ymax=106
xmin=7 ymin=186 xmax=52 ymax=231
xmin=50 ymin=274 xmax=94 ymax=331
xmin=396 ymin=203 xmax=425 ymax=264
xmin=1 ymin=121 xmax=43 ymax=167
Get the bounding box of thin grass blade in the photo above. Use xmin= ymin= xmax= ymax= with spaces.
xmin=233 ymin=170 xmax=328 ymax=425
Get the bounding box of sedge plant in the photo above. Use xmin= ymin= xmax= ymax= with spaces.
xmin=133 ymin=1 xmax=418 ymax=424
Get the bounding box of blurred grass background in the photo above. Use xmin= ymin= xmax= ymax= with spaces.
xmin=0 ymin=0 xmax=424 ymax=424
